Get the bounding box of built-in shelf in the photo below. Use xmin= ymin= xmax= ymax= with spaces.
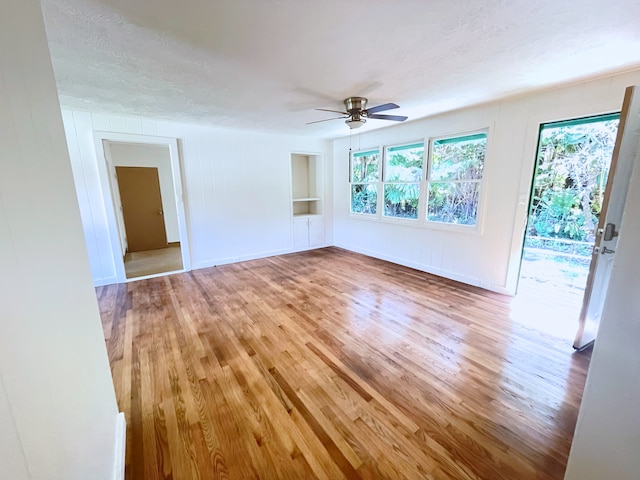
xmin=291 ymin=153 xmax=322 ymax=217
xmin=292 ymin=197 xmax=321 ymax=202
xmin=291 ymin=153 xmax=324 ymax=248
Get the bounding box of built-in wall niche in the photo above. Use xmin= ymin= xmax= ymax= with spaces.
xmin=291 ymin=153 xmax=324 ymax=250
xmin=291 ymin=153 xmax=322 ymax=216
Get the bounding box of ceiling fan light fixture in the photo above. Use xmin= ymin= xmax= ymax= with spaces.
xmin=346 ymin=117 xmax=366 ymax=129
xmin=309 ymin=96 xmax=405 ymax=129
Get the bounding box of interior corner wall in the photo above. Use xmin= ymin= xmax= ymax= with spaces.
xmin=109 ymin=142 xmax=180 ymax=244
xmin=61 ymin=110 xmax=333 ymax=286
xmin=332 ymin=69 xmax=640 ymax=293
xmin=0 ymin=1 xmax=120 ymax=479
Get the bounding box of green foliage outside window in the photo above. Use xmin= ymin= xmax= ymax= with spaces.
xmin=427 ymin=182 xmax=479 ymax=225
xmin=384 ymin=143 xmax=423 ymax=219
xmin=427 ymin=134 xmax=486 ymax=225
xmin=351 ymin=184 xmax=378 ymax=214
xmin=351 ymin=150 xmax=379 ymax=183
xmin=527 ymin=117 xmax=619 ymax=242
xmin=350 ymin=150 xmax=379 ymax=214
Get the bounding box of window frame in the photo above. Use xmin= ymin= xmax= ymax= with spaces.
xmin=381 ymin=141 xmax=425 ymax=221
xmin=425 ymin=130 xmax=488 ymax=230
xmin=347 ymin=128 xmax=490 ymax=234
xmin=349 ymin=147 xmax=382 ymax=216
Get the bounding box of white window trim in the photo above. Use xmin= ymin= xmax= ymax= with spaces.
xmin=347 ymin=127 xmax=491 ymax=235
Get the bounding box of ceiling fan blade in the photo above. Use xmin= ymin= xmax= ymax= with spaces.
xmin=315 ymin=108 xmax=349 ymax=114
xmin=365 ymin=103 xmax=400 ymax=115
xmin=306 ymin=116 xmax=347 ymax=125
xmin=367 ymin=114 xmax=408 ymax=122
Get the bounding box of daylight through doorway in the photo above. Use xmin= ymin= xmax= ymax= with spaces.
xmin=514 ymin=113 xmax=620 ymax=340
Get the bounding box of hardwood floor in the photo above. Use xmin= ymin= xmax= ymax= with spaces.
xmin=97 ymin=247 xmax=591 ymax=480
xmin=124 ymin=244 xmax=183 ymax=279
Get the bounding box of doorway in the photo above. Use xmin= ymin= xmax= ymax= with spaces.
xmin=515 ymin=113 xmax=620 ymax=339
xmin=94 ymin=132 xmax=191 ymax=282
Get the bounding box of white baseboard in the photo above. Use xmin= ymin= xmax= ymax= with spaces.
xmin=94 ymin=243 xmax=510 ymax=294
xmin=113 ymin=412 xmax=126 ymax=480
xmin=334 ymin=242 xmax=510 ymax=295
xmin=288 ymin=242 xmax=331 ymax=254
xmin=94 ymin=276 xmax=117 ymax=287
xmin=192 ymin=245 xmax=330 ymax=270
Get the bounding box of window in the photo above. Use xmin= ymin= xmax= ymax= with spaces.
xmin=383 ymin=143 xmax=424 ymax=219
xmin=350 ymin=149 xmax=380 ymax=214
xmin=427 ymin=133 xmax=486 ymax=226
xmin=347 ymin=131 xmax=488 ymax=228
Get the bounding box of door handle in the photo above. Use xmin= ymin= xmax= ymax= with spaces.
xmin=594 ymin=246 xmax=616 ymax=255
xmin=603 ymin=223 xmax=618 ymax=241
xmin=158 ymin=209 xmax=163 ymax=215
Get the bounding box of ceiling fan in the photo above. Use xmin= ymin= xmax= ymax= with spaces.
xmin=307 ymin=96 xmax=408 ymax=129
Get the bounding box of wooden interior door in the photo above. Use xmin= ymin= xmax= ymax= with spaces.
xmin=116 ymin=166 xmax=168 ymax=252
xmin=574 ymin=86 xmax=639 ymax=350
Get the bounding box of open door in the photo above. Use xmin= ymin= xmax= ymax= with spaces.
xmin=574 ymin=86 xmax=640 ymax=350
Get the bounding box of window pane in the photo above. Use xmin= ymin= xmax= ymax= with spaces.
xmin=351 ymin=184 xmax=377 ymax=214
xmin=427 ymin=182 xmax=479 ymax=225
xmin=385 ymin=144 xmax=423 ymax=181
xmin=351 ymin=150 xmax=380 ymax=182
xmin=431 ymin=134 xmax=486 ymax=181
xmin=384 ymin=183 xmax=420 ymax=219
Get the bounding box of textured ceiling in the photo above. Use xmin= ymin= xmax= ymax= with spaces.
xmin=40 ymin=0 xmax=640 ymax=139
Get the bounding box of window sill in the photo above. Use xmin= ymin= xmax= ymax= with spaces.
xmin=348 ymin=211 xmax=484 ymax=235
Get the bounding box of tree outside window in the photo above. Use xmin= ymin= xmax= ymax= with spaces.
xmin=350 ymin=149 xmax=380 ymax=214
xmin=427 ymin=133 xmax=486 ymax=225
xmin=383 ymin=143 xmax=424 ymax=219
xmin=529 ymin=116 xmax=619 ymax=244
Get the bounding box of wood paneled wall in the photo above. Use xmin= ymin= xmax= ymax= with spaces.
xmin=61 ymin=110 xmax=333 ymax=285
xmin=62 ymin=71 xmax=640 ymax=292
xmin=333 ymin=70 xmax=640 ymax=294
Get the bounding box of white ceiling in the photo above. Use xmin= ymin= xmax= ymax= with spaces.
xmin=40 ymin=0 xmax=640 ymax=139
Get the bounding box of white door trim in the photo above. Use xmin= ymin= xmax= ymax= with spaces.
xmin=93 ymin=131 xmax=191 ymax=282
xmin=504 ymin=103 xmax=624 ymax=295
xmin=112 ymin=412 xmax=126 ymax=480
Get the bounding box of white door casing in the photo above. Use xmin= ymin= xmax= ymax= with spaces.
xmin=94 ymin=132 xmax=191 ymax=282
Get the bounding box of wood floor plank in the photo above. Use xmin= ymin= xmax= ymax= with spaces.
xmin=96 ymin=247 xmax=591 ymax=480
xmin=296 ymin=386 xmax=363 ymax=470
xmin=138 ymin=348 xmax=161 ymax=480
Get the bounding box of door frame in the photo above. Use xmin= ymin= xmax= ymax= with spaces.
xmin=504 ymin=103 xmax=623 ymax=295
xmin=94 ymin=131 xmax=191 ymax=282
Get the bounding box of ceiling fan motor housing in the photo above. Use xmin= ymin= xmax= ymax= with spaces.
xmin=344 ymin=97 xmax=368 ymax=114
xmin=307 ymin=96 xmax=406 ymax=128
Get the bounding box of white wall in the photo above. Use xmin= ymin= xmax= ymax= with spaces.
xmin=0 ymin=1 xmax=120 ymax=479
xmin=564 ymin=91 xmax=640 ymax=480
xmin=62 ymin=111 xmax=333 ymax=285
xmin=0 ymin=374 xmax=29 ymax=480
xmin=109 ymin=142 xmax=180 ymax=245
xmin=333 ymin=69 xmax=640 ymax=293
